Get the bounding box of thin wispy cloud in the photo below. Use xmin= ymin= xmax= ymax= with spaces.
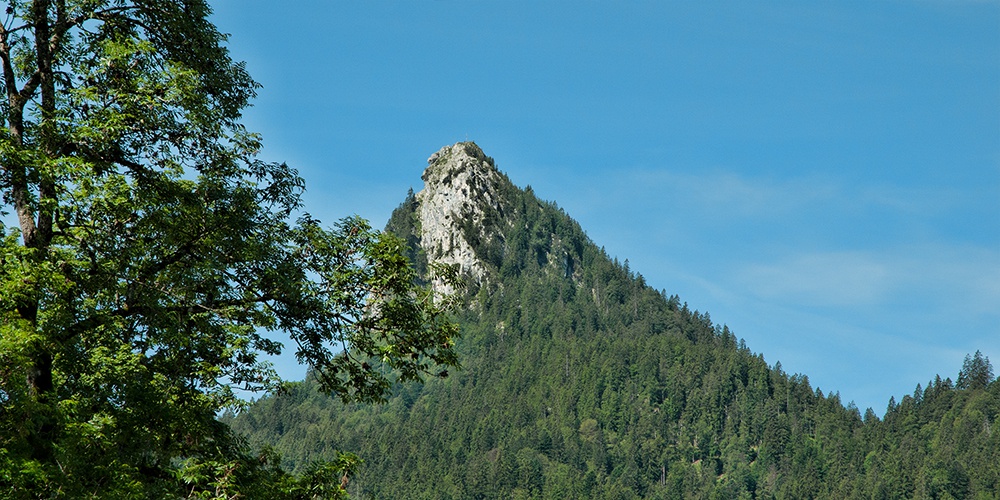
xmin=603 ymin=169 xmax=838 ymax=218
xmin=736 ymin=244 xmax=1000 ymax=314
xmin=739 ymin=251 xmax=892 ymax=307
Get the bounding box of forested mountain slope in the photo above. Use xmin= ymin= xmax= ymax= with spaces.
xmin=229 ymin=143 xmax=999 ymax=499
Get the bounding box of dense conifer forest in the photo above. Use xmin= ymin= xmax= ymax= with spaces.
xmin=230 ymin=152 xmax=999 ymax=499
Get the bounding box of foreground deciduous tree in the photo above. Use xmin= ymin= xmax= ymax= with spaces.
xmin=0 ymin=1 xmax=459 ymax=497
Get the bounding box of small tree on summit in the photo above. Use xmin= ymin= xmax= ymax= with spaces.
xmin=957 ymin=350 xmax=995 ymax=391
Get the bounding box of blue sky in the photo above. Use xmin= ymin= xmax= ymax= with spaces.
xmin=211 ymin=1 xmax=999 ymax=415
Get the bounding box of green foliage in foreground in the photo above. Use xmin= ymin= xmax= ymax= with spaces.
xmin=0 ymin=1 xmax=458 ymax=497
xmin=232 ymin=180 xmax=1000 ymax=499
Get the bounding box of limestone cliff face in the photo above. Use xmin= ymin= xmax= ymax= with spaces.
xmin=416 ymin=142 xmax=505 ymax=293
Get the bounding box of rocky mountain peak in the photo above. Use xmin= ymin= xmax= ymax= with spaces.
xmin=416 ymin=142 xmax=505 ymax=293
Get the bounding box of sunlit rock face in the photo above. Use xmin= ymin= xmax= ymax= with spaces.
xmin=416 ymin=142 xmax=504 ymax=294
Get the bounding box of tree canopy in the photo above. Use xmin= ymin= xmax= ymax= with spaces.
xmin=0 ymin=1 xmax=458 ymax=497
xmin=957 ymin=350 xmax=994 ymax=391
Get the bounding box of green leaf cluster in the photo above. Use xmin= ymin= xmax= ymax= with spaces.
xmin=1 ymin=1 xmax=459 ymax=497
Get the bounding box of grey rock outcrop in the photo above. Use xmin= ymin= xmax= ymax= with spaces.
xmin=416 ymin=142 xmax=505 ymax=294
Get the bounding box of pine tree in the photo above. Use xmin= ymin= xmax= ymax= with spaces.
xmin=957 ymin=350 xmax=995 ymax=391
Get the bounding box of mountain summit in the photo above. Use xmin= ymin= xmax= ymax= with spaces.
xmin=231 ymin=143 xmax=1000 ymax=499
xmin=415 ymin=142 xmax=505 ymax=292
